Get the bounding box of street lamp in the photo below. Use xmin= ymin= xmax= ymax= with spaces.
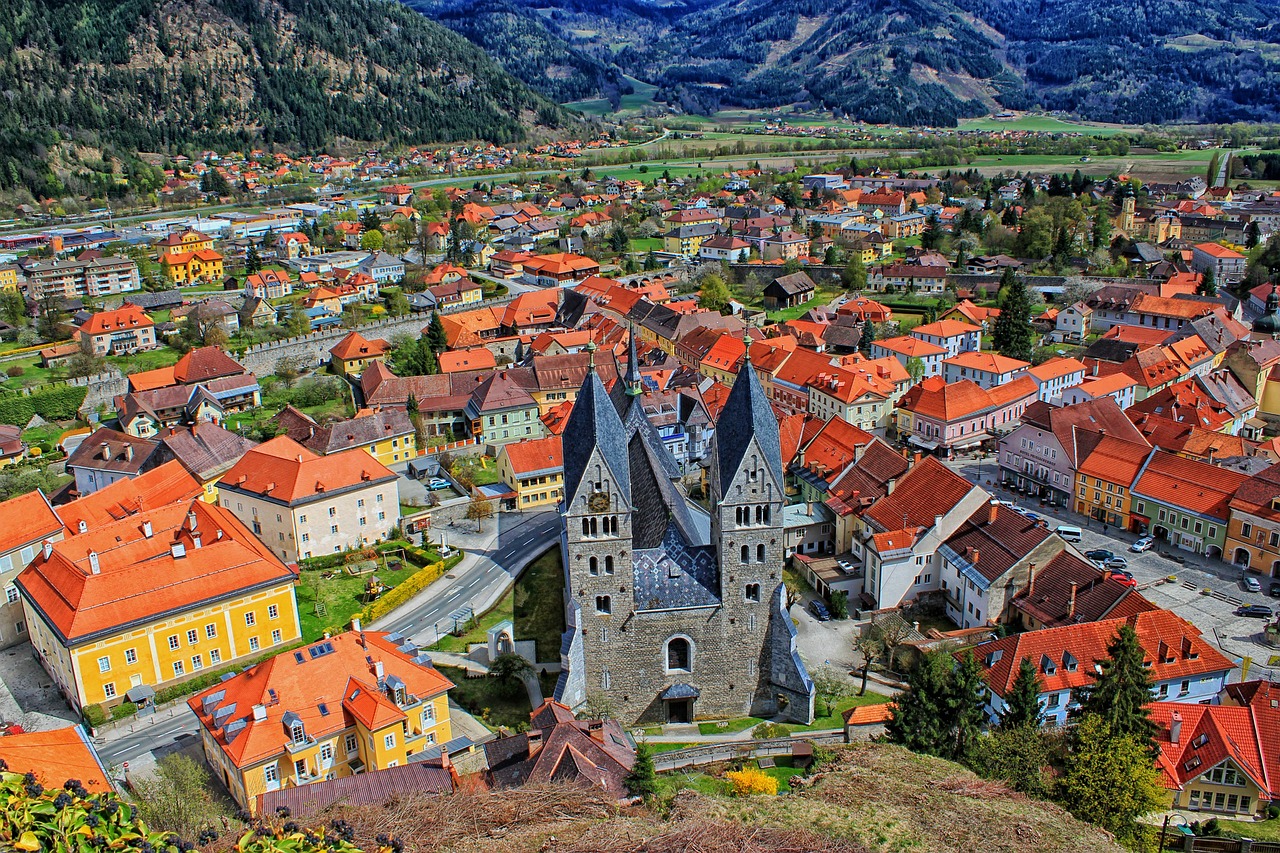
xmin=1157 ymin=813 xmax=1189 ymax=852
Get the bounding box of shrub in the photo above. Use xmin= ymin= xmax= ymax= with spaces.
xmin=751 ymin=721 xmax=788 ymax=739
xmin=5 ymin=366 xmax=22 ymax=378
xmin=830 ymin=590 xmax=849 ymax=619
xmin=110 ymin=702 xmax=137 ymax=721
xmin=725 ymin=766 xmax=778 ymax=796
xmin=1268 ymin=803 xmax=1280 ymax=820
xmin=82 ymin=703 xmax=106 ymax=727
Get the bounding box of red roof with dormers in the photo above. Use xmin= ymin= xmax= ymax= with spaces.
xmin=863 ymin=455 xmax=977 ymax=532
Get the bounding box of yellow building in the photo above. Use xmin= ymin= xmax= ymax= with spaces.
xmin=189 ymin=627 xmax=453 ymax=811
xmin=328 ymin=331 xmax=393 ymax=378
xmin=661 ymin=224 xmax=718 ymax=256
xmin=0 ymin=264 xmax=19 ymax=291
xmin=16 ymin=499 xmax=300 ymax=712
xmin=1072 ymin=435 xmax=1150 ymax=531
xmin=161 ymin=249 xmax=225 ymax=285
xmin=495 ymin=436 xmax=563 ymax=510
xmin=285 ymin=407 xmax=417 ymax=467
xmin=156 ymin=229 xmax=216 ymax=258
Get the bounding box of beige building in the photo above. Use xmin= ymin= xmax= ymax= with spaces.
xmin=0 ymin=492 xmax=64 ymax=649
xmin=217 ymin=436 xmax=401 ymax=562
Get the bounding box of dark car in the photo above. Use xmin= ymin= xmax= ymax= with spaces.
xmin=1269 ymin=582 xmax=1280 ymax=599
xmin=1085 ymin=549 xmax=1115 ymax=563
xmin=1236 ymin=604 xmax=1275 ymax=619
xmin=809 ymin=600 xmax=831 ymax=622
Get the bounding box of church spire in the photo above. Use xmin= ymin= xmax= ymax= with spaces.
xmin=625 ymin=325 xmax=643 ymax=397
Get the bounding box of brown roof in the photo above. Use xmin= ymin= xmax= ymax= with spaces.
xmin=257 ymin=760 xmax=453 ymax=819
xmin=1011 ymin=550 xmax=1159 ymax=628
xmin=864 ymin=456 xmax=977 ymax=532
xmin=65 ymin=428 xmax=163 ymax=477
xmin=484 ymin=700 xmax=635 ymax=798
xmin=943 ymin=502 xmax=1056 ymax=583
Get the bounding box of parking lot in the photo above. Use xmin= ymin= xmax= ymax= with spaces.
xmin=947 ymin=459 xmax=1280 ymax=677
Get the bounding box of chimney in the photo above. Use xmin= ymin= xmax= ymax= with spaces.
xmin=527 ymin=729 xmax=544 ymax=754
xmin=187 ymin=510 xmax=198 ymax=531
xmin=124 ymin=443 xmax=133 ymax=462
xmin=77 ymin=520 xmax=88 ymax=535
xmin=252 ymin=704 xmax=267 ymax=722
xmin=351 ymin=617 xmax=362 ymax=634
xmin=374 ymin=660 xmax=385 ymax=682
xmin=1027 ymin=562 xmax=1037 ymax=596
xmin=171 ymin=542 xmax=186 ymax=559
xmin=934 ymin=514 xmax=943 ymax=531
xmin=587 ymin=720 xmax=605 ymax=743
xmin=913 ymin=451 xmax=922 ymax=466
xmin=100 ymin=442 xmax=110 ymax=461
xmin=1068 ymin=582 xmax=1078 ymax=620
xmin=1171 ymin=711 xmax=1183 ymax=745
xmin=41 ymin=540 xmax=52 ymax=560
xmin=988 ymin=498 xmax=999 ymax=526
xmin=142 ymin=520 xmax=153 ymax=538
xmin=88 ymin=551 xmax=100 ymax=575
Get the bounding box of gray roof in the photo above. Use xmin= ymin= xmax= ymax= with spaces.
xmin=715 ymin=361 xmax=783 ymax=490
xmin=562 ymin=367 xmax=630 ymax=503
xmin=632 ymin=522 xmax=719 ymax=610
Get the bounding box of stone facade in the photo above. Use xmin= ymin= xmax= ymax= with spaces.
xmin=555 ymin=340 xmax=814 ymax=725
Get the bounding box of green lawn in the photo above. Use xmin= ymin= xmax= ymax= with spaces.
xmin=698 ymin=717 xmax=765 ymax=736
xmin=767 ymin=287 xmax=842 ymax=323
xmin=792 ymin=692 xmax=893 ymax=733
xmin=511 ymin=547 xmax=566 ymax=663
xmin=0 ymin=356 xmax=57 ymax=391
xmin=1218 ymin=817 xmax=1280 ymax=841
xmin=655 ymin=769 xmax=724 ymax=798
xmin=756 ymin=757 xmax=807 ymax=792
xmin=956 ymin=115 xmax=1136 ymax=136
xmin=429 ymin=592 xmax=512 ymax=654
xmin=647 ymin=741 xmax=698 ymax=754
xmin=630 ymin=237 xmax=663 ymax=253
xmin=450 ymin=454 xmax=502 ymax=487
xmin=438 ymin=665 xmax=534 ymax=730
xmin=564 ymin=76 xmax=658 ymax=116
xmin=105 ymin=347 xmax=179 ymax=375
xmin=296 ymin=546 xmax=441 ymax=640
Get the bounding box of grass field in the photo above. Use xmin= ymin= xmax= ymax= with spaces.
xmin=565 ymin=76 xmax=658 ymax=116
xmin=954 ymin=149 xmax=1220 ymax=183
xmin=296 ymin=545 xmax=441 ymax=641
xmin=956 ymin=115 xmax=1137 ymax=136
xmin=1218 ymin=817 xmax=1280 ymax=841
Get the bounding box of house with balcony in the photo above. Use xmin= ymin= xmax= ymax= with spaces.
xmin=969 ymin=609 xmax=1234 ymax=727
xmin=911 ymin=319 xmax=982 ymax=358
xmin=79 ymin=304 xmax=156 ymax=355
xmin=188 ymin=627 xmax=453 ymax=812
xmin=894 ymin=375 xmax=1037 ymax=455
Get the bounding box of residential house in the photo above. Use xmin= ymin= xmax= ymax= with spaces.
xmin=495 ymin=436 xmax=563 ymax=510
xmin=276 ymin=406 xmax=417 ymax=467
xmin=360 ymin=363 xmax=470 ymax=440
xmin=161 ymin=245 xmax=225 ymax=285
xmin=357 ymin=252 xmax=403 ymax=285
xmin=661 ymin=223 xmax=720 ymax=256
xmin=1191 ymin=243 xmax=1246 ymax=284
xmin=1151 ymin=696 xmax=1272 ymax=817
xmin=484 ymin=699 xmax=634 ymax=799
xmin=870 ymin=334 xmax=946 ymax=379
xmin=1054 ymin=302 xmax=1093 ymax=342
xmin=1131 ymin=449 xmax=1249 ymax=558
xmin=868 ymin=263 xmax=948 ymax=294
xmin=65 ymin=428 xmax=165 ymax=496
xmin=157 ymin=424 xmax=258 ymax=503
xmin=761 ymin=230 xmax=809 ymax=261
xmin=424 ymin=277 xmax=484 ymax=309
xmin=0 ymin=425 xmax=24 ymax=467
xmin=79 ymin=304 xmax=156 ymax=355
xmin=127 ymin=346 xmax=260 ymax=412
xmin=1224 ymin=338 xmax=1280 ymax=418
xmin=911 ymin=319 xmax=982 ymax=358
xmin=942 ymin=351 xmax=1030 ymax=389
xmin=1008 ymin=550 xmax=1158 ymax=631
xmin=218 ymin=436 xmax=401 ymax=562
xmin=1074 ymin=434 xmax=1153 ymax=530
xmin=885 ymin=212 xmax=927 ymax=238
xmin=762 ymin=272 xmax=816 ymax=310
xmin=328 ymin=332 xmax=392 ymax=378
xmin=465 ymin=371 xmax=544 ymax=447
xmin=1028 ymin=357 xmax=1088 ymax=403
xmin=274 ymin=232 xmax=312 ymax=260
xmin=189 ymin=628 xmax=453 ymax=812
xmin=1061 ymin=373 xmax=1139 ymax=410
xmin=940 ymin=299 xmax=1000 ymax=330
xmin=1225 ymin=463 xmax=1280 ymax=572
xmin=20 ymin=255 xmax=141 ymax=300
xmin=17 ymin=499 xmax=301 ymax=711
xmin=698 ymin=234 xmax=751 ymax=262
xmin=783 ymin=501 xmax=837 ymax=557
xmin=438 ymin=348 xmax=497 ymax=374
xmin=520 ymin=253 xmax=600 ymax=288
xmin=0 ymin=491 xmax=64 ymax=649
xmin=115 ymin=384 xmax=225 ymax=437
xmin=894 ymin=376 xmax=1038 ymax=455
xmin=244 ymin=270 xmax=293 ymax=300
xmin=969 ymin=609 xmax=1234 ymax=726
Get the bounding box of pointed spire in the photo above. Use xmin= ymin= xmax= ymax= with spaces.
xmin=625 ymin=325 xmax=643 ymax=397
xmin=585 ymin=339 xmax=597 ymax=369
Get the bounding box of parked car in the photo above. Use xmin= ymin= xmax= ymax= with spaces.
xmin=1244 ymin=575 xmax=1263 ymax=593
xmin=426 ymin=477 xmax=452 ymax=491
xmin=1108 ymin=570 xmax=1137 ymax=588
xmin=1085 ymin=549 xmax=1115 ymax=563
xmin=808 ymin=600 xmax=831 ymax=621
xmin=1103 ymin=556 xmax=1129 ymax=570
xmin=1269 ymin=581 xmax=1280 ymax=599
xmin=1236 ymin=604 xmax=1274 ymax=619
xmin=1130 ymin=536 xmax=1154 ymax=553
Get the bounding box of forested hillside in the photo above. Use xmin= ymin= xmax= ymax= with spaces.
xmin=0 ymin=0 xmax=571 ymax=199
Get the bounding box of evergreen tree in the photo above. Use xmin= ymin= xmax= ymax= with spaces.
xmin=946 ymin=651 xmax=988 ymax=761
xmin=391 ymin=336 xmax=437 ymax=377
xmin=886 ymin=652 xmax=955 ymax=756
xmin=972 ymin=726 xmax=1054 ymax=798
xmin=1197 ymin=266 xmax=1217 ymax=297
xmin=1246 ymin=221 xmax=1262 ymax=249
xmin=859 ymin=321 xmax=877 ymax=356
xmin=625 ymin=742 xmax=658 ymax=800
xmin=245 ymin=245 xmax=262 ymax=275
xmin=999 ymin=657 xmax=1044 ymax=730
xmin=1071 ymin=623 xmax=1156 ymax=753
xmin=1059 ymin=715 xmax=1164 ymax=848
xmin=427 ymin=313 xmax=448 ymax=354
xmin=991 ymin=268 xmax=1033 ymax=362
xmin=1091 ymin=208 xmax=1112 ymax=250
xmin=842 ymin=253 xmax=867 ymax=291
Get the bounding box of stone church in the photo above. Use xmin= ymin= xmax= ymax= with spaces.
xmin=554 ymin=337 xmax=814 ymax=725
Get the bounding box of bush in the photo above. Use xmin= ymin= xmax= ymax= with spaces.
xmin=0 ymin=384 xmax=88 ymax=425
xmin=1269 ymin=803 xmax=1280 ymax=820
xmin=751 ymin=721 xmax=789 ymax=739
xmin=725 ymin=766 xmax=778 ymax=796
xmin=830 ymin=590 xmax=849 ymax=619
xmin=82 ymin=703 xmax=106 ymax=727
xmin=5 ymin=366 xmax=22 ymax=378
xmin=110 ymin=702 xmax=137 ymax=721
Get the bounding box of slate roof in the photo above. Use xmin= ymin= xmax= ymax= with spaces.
xmin=940 ymin=502 xmax=1055 ymax=584
xmin=257 ymin=760 xmax=453 ymax=819
xmin=632 ymin=521 xmax=719 ymax=610
xmin=66 ymin=428 xmax=163 ymax=477
xmin=562 ymin=366 xmax=630 ymax=503
xmin=714 ymin=360 xmax=783 ymax=491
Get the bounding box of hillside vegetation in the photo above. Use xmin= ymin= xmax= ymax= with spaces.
xmin=411 ymin=0 xmax=1280 ymax=126
xmin=0 ymin=0 xmax=571 ymax=199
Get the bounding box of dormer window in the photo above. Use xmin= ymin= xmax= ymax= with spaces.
xmin=1040 ymin=654 xmax=1056 ymax=676
xmin=1062 ymin=651 xmax=1077 ymax=673
xmin=291 ymin=722 xmax=304 ymax=744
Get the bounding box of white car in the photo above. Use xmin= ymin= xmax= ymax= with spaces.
xmin=1129 ymin=536 xmax=1154 ymax=553
xmin=1245 ymin=575 xmax=1263 ymax=594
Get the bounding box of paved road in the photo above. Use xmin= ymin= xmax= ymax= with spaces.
xmin=97 ymin=705 xmax=201 ymax=771
xmin=1214 ymin=150 xmax=1234 ymax=188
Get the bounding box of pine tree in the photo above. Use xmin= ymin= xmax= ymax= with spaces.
xmin=1072 ymin=623 xmax=1157 ymax=753
xmin=859 ymin=321 xmax=877 ymax=356
xmin=946 ymin=651 xmax=988 ymax=761
xmin=246 ymin=245 xmax=262 ymax=275
xmin=1197 ymin=266 xmax=1217 ymax=297
xmin=625 ymin=742 xmax=658 ymax=800
xmin=999 ymin=657 xmax=1044 ymax=730
xmin=991 ymin=267 xmax=1033 ymax=362
xmin=427 ymin=312 xmax=447 ymax=354
xmin=886 ymin=652 xmax=954 ymax=756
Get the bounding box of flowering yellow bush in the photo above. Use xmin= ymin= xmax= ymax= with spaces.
xmin=725 ymin=766 xmax=778 ymax=796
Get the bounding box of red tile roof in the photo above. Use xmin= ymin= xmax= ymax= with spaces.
xmin=329 ymin=332 xmax=392 ymax=361
xmin=912 ymin=319 xmax=981 ymax=339
xmin=56 ymin=460 xmax=203 ymax=533
xmin=220 ymin=436 xmax=397 ymax=505
xmin=0 ymin=491 xmax=62 ymax=557
xmin=971 ymin=609 xmax=1233 ymax=698
xmin=0 ymin=727 xmax=111 ymax=792
xmin=80 ymin=304 xmax=153 ymax=336
xmin=1151 ymin=701 xmax=1270 ymax=794
xmin=864 ymin=456 xmax=977 ymax=532
xmin=1132 ymin=449 xmax=1249 ymax=520
xmin=17 ymin=499 xmax=296 ymax=644
xmin=502 ymin=435 xmax=563 ymax=476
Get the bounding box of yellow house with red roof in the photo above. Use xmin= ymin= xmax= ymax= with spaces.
xmin=16 ymin=498 xmax=300 ymax=713
xmin=189 ymin=627 xmax=453 ymax=811
xmin=158 ymin=229 xmax=225 ymax=284
xmin=495 ymin=435 xmax=563 ymax=509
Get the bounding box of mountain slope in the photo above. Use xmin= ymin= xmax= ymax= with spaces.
xmin=413 ymin=0 xmax=1280 ymax=125
xmin=0 ymin=0 xmax=571 ymax=198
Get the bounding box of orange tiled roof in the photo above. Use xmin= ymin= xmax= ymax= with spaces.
xmin=57 ymin=460 xmax=203 ymax=533
xmin=864 ymin=456 xmax=976 ymax=532
xmin=1028 ymin=356 xmax=1087 ymax=382
xmin=80 ymin=304 xmax=153 ymax=335
xmin=329 ymin=332 xmax=392 ymax=362
xmin=943 ymin=351 xmax=1029 ymax=374
xmin=220 ymin=436 xmax=397 ymax=504
xmin=1150 ymin=701 xmax=1269 ymax=793
xmin=912 ymin=319 xmax=981 ymax=339
xmin=1131 ymin=449 xmax=1248 ymax=519
xmin=502 ymin=435 xmax=562 ymax=476
xmin=0 ymin=727 xmax=110 ymax=792
xmin=875 ymin=335 xmax=946 ymax=358
xmin=188 ymin=630 xmax=453 ymax=769
xmin=0 ymin=490 xmax=62 ymax=557
xmin=438 ymin=348 xmax=498 ymax=374
xmin=16 ymin=500 xmax=296 ymax=643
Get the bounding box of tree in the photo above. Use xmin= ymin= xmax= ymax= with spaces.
xmin=0 ymin=290 xmax=27 ymax=327
xmin=245 ymin=245 xmax=262 ymax=274
xmin=1058 ymin=715 xmax=1164 ymax=847
xmin=426 ymin=312 xmax=448 ymax=354
xmin=1015 ymin=207 xmax=1053 ymax=258
xmin=1246 ymin=220 xmax=1262 ymax=249
xmin=972 ymin=725 xmax=1056 ymax=798
xmin=465 ymin=495 xmax=493 ymax=531
xmin=390 ymin=335 xmax=437 ymax=376
xmin=1197 ymin=265 xmax=1217 ymax=297
xmin=905 ymin=357 xmax=925 ymax=383
xmin=859 ymin=320 xmax=877 ymax=356
xmin=886 ymin=652 xmax=955 ymax=756
xmin=284 ymin=300 xmax=311 ymax=337
xmin=1090 ymin=208 xmax=1112 ymax=250
xmin=131 ymin=753 xmax=229 ymax=842
xmin=699 ymin=273 xmax=732 ymax=315
xmin=853 ymin=631 xmax=882 ymax=696
xmin=999 ymin=657 xmax=1044 ymax=730
xmin=360 ymin=229 xmax=385 ymax=252
xmin=1072 ymin=623 xmax=1157 ymax=753
xmin=991 ymin=267 xmax=1033 ymax=362
xmin=947 ymin=651 xmax=988 ymax=762
xmin=36 ymin=297 xmax=69 ymax=342
xmin=810 ymin=664 xmax=853 ymax=718
xmin=920 ymin=212 xmax=942 ymax=251
xmin=384 ymin=288 xmax=409 ymax=317
xmin=625 ymin=742 xmax=659 ymax=800
xmin=606 ymin=224 xmax=630 ymax=254
xmin=488 ymin=651 xmax=533 ymax=693
xmin=842 ymin=253 xmax=867 ymax=291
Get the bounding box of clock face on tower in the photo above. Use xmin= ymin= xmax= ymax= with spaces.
xmin=588 ymin=490 xmax=611 ymax=513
